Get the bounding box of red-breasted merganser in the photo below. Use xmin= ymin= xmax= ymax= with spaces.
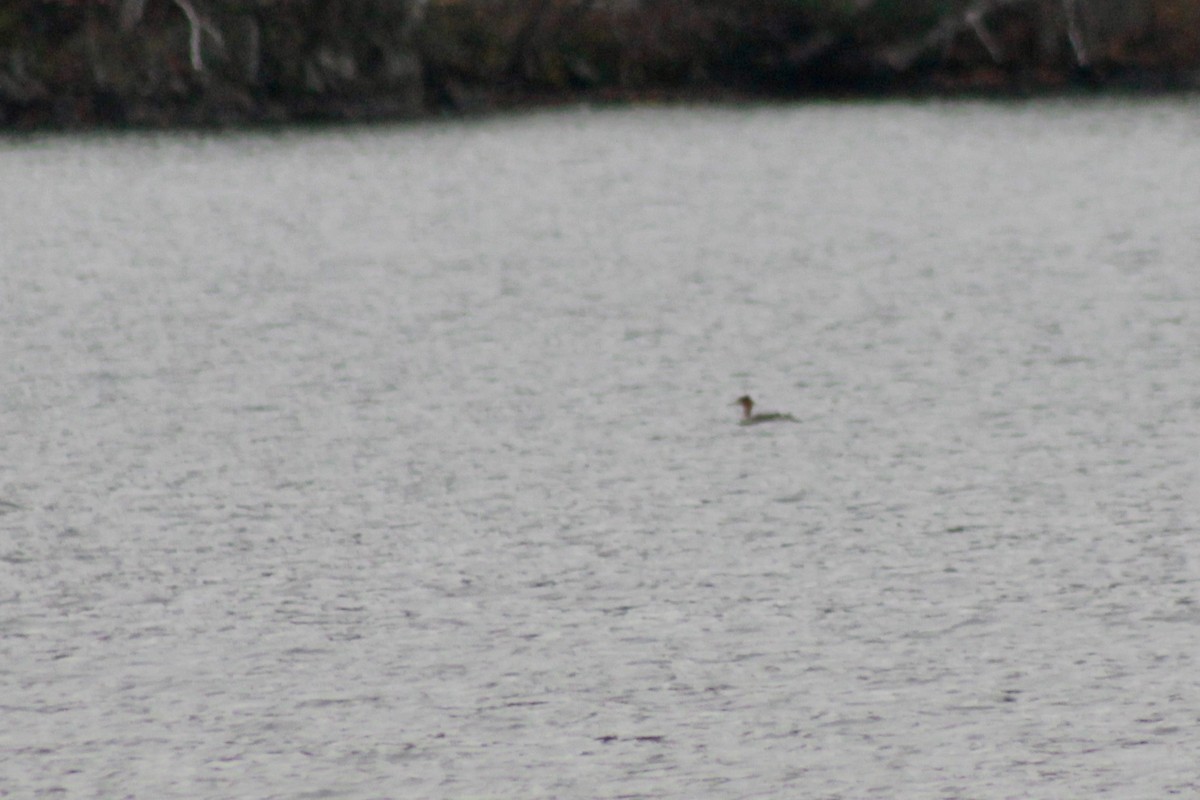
xmin=734 ymin=395 xmax=797 ymax=425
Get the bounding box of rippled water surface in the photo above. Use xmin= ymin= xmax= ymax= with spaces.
xmin=3 ymin=100 xmax=1200 ymax=798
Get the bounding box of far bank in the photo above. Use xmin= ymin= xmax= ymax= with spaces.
xmin=3 ymin=0 xmax=1199 ymax=130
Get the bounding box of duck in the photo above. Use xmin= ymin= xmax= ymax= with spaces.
xmin=733 ymin=395 xmax=797 ymax=425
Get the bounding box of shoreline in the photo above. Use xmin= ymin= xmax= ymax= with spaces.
xmin=4 ymin=69 xmax=1198 ymax=134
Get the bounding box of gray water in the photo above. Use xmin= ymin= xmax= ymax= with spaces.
xmin=2 ymin=100 xmax=1199 ymax=798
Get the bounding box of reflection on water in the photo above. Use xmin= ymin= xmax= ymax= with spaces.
xmin=2 ymin=100 xmax=1199 ymax=798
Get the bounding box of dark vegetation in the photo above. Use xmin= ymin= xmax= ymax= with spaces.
xmin=3 ymin=0 xmax=1199 ymax=128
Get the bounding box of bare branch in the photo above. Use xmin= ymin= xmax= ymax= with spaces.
xmin=170 ymin=0 xmax=224 ymax=73
xmin=966 ymin=8 xmax=1004 ymax=64
xmin=120 ymin=0 xmax=148 ymax=31
xmin=1063 ymin=0 xmax=1089 ymax=66
xmin=876 ymin=0 xmax=1032 ymax=71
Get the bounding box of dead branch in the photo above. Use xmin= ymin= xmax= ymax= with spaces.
xmin=120 ymin=0 xmax=148 ymax=31
xmin=1063 ymin=0 xmax=1089 ymax=66
xmin=876 ymin=0 xmax=1033 ymax=71
xmin=170 ymin=0 xmax=224 ymax=72
xmin=966 ymin=8 xmax=1004 ymax=63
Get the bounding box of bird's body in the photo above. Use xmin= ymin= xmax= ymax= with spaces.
xmin=734 ymin=395 xmax=797 ymax=425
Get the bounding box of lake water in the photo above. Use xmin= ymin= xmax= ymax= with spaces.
xmin=2 ymin=99 xmax=1199 ymax=798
